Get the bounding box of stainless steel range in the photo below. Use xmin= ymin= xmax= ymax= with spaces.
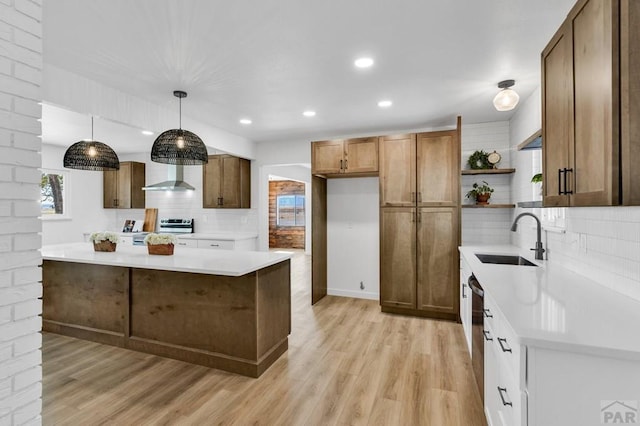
xmin=158 ymin=218 xmax=194 ymax=234
xmin=132 ymin=218 xmax=194 ymax=245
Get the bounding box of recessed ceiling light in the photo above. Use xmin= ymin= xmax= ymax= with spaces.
xmin=239 ymin=118 xmax=252 ymax=125
xmin=303 ymin=110 xmax=316 ymax=117
xmin=355 ymin=57 xmax=374 ymax=68
xmin=378 ymin=100 xmax=393 ymax=108
xmin=141 ymin=130 xmax=154 ymax=136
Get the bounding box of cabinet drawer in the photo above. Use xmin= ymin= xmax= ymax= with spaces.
xmin=196 ymin=239 xmax=235 ymax=250
xmin=493 ymin=363 xmax=523 ymax=426
xmin=495 ymin=315 xmax=522 ymax=381
xmin=175 ymin=239 xmax=197 ymax=248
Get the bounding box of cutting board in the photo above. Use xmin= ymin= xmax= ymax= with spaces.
xmin=142 ymin=208 xmax=158 ymax=232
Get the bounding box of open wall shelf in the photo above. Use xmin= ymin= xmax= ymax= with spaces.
xmin=461 ymin=168 xmax=516 ymax=175
xmin=462 ymin=204 xmax=516 ymax=209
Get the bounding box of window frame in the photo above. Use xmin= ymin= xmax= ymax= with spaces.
xmin=276 ymin=194 xmax=305 ymax=227
xmin=40 ymin=168 xmax=71 ymax=221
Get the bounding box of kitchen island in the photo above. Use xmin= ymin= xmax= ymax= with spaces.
xmin=41 ymin=243 xmax=292 ymax=377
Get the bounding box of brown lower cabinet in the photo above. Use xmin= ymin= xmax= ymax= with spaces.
xmin=380 ymin=207 xmax=459 ymax=320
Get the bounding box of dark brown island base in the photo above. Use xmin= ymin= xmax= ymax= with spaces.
xmin=41 ymin=243 xmax=292 ymax=378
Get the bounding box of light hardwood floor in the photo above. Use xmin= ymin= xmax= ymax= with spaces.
xmin=42 ymin=250 xmax=486 ymax=425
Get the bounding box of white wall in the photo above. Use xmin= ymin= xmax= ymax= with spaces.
xmin=114 ymin=152 xmax=259 ymax=235
xmin=461 ymin=121 xmax=513 ymax=245
xmin=0 ymin=1 xmax=43 ymax=423
xmin=327 ymin=178 xmax=379 ymax=300
xmin=509 ymin=87 xmax=640 ymax=302
xmin=41 ymin=144 xmax=115 ymax=244
xmin=43 ymin=65 xmax=256 ymax=160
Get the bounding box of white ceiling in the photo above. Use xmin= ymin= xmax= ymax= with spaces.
xmin=42 ymin=0 xmax=576 ymax=148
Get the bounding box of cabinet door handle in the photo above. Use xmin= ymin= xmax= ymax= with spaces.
xmin=411 ymin=192 xmax=415 ymax=202
xmin=558 ymin=169 xmax=564 ymax=195
xmin=217 ymin=197 xmax=223 ymax=206
xmin=344 ymin=159 xmax=348 ymax=170
xmin=417 ymin=192 xmax=422 ymax=202
xmin=483 ymin=330 xmax=493 ymax=341
xmin=497 ymin=337 xmax=512 ymax=353
xmin=340 ymin=159 xmax=343 ymax=170
xmin=417 ymin=212 xmax=421 ymax=223
xmin=564 ymin=168 xmax=573 ymax=194
xmin=411 ymin=211 xmax=416 ymax=223
xmin=462 ymin=283 xmax=467 ymax=298
xmin=483 ymin=309 xmax=493 ymax=318
xmin=497 ymin=387 xmax=513 ymax=407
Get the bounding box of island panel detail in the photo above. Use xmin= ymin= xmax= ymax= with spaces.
xmin=42 ymin=258 xmax=291 ymax=378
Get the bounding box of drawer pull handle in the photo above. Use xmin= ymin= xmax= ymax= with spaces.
xmin=482 ymin=330 xmax=493 ymax=341
xmin=178 ymin=243 xmax=187 ymax=246
xmin=462 ymin=283 xmax=467 ymax=299
xmin=497 ymin=387 xmax=513 ymax=407
xmin=210 ymin=244 xmax=220 ymax=247
xmin=483 ymin=309 xmax=493 ymax=318
xmin=498 ymin=337 xmax=512 ymax=353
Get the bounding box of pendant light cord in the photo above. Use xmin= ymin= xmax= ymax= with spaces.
xmin=91 ymin=116 xmax=94 ymax=141
xmin=179 ymin=97 xmax=182 ymax=130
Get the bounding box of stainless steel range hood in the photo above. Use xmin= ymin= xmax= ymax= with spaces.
xmin=142 ymin=164 xmax=195 ymax=191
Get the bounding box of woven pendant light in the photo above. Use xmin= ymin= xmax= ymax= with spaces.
xmin=63 ymin=117 xmax=120 ymax=171
xmin=151 ymin=91 xmax=208 ymax=165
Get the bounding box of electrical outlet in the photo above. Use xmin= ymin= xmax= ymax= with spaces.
xmin=360 ymin=281 xmax=365 ymax=290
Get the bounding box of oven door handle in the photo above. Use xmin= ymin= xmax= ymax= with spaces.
xmin=469 ymin=275 xmax=483 ymax=297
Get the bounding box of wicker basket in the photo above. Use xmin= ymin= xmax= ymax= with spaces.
xmin=147 ymin=243 xmax=174 ymax=255
xmin=93 ymin=241 xmax=117 ymax=252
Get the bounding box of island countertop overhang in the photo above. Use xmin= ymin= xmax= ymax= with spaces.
xmin=41 ymin=242 xmax=292 ymax=277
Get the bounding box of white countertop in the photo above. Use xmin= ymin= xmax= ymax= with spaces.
xmin=42 ymin=243 xmax=291 ymax=277
xmin=460 ymin=245 xmax=640 ymax=360
xmin=176 ymin=232 xmax=258 ymax=241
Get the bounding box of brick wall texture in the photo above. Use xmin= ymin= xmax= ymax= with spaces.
xmin=0 ymin=0 xmax=43 ymax=424
xmin=269 ymin=180 xmax=305 ymax=249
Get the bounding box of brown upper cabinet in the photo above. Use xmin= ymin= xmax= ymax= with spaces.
xmin=542 ymin=0 xmax=640 ymax=206
xmin=103 ymin=161 xmax=145 ymax=209
xmin=311 ymin=137 xmax=378 ymax=177
xmin=379 ymin=130 xmax=460 ymax=207
xmin=203 ymin=154 xmax=251 ymax=208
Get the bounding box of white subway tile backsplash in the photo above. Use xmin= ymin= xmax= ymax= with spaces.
xmin=507 ymin=92 xmax=640 ymax=303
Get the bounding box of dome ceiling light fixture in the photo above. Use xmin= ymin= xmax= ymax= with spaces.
xmin=493 ymin=79 xmax=520 ymax=112
xmin=63 ymin=116 xmax=120 ymax=171
xmin=151 ymin=90 xmax=208 ymax=165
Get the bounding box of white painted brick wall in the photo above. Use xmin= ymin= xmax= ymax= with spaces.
xmin=0 ymin=0 xmax=42 ymax=424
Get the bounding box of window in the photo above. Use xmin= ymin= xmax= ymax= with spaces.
xmin=276 ymin=195 xmax=305 ymax=226
xmin=41 ymin=169 xmax=70 ymax=219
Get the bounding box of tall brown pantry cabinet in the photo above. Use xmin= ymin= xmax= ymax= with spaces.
xmin=379 ymin=123 xmax=461 ymax=320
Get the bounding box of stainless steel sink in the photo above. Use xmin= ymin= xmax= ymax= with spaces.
xmin=475 ymin=253 xmax=537 ymax=267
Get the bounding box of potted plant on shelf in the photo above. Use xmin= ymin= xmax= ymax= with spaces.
xmin=466 ymin=181 xmax=494 ymax=205
xmin=144 ymin=233 xmax=177 ymax=255
xmin=90 ymin=231 xmax=119 ymax=252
